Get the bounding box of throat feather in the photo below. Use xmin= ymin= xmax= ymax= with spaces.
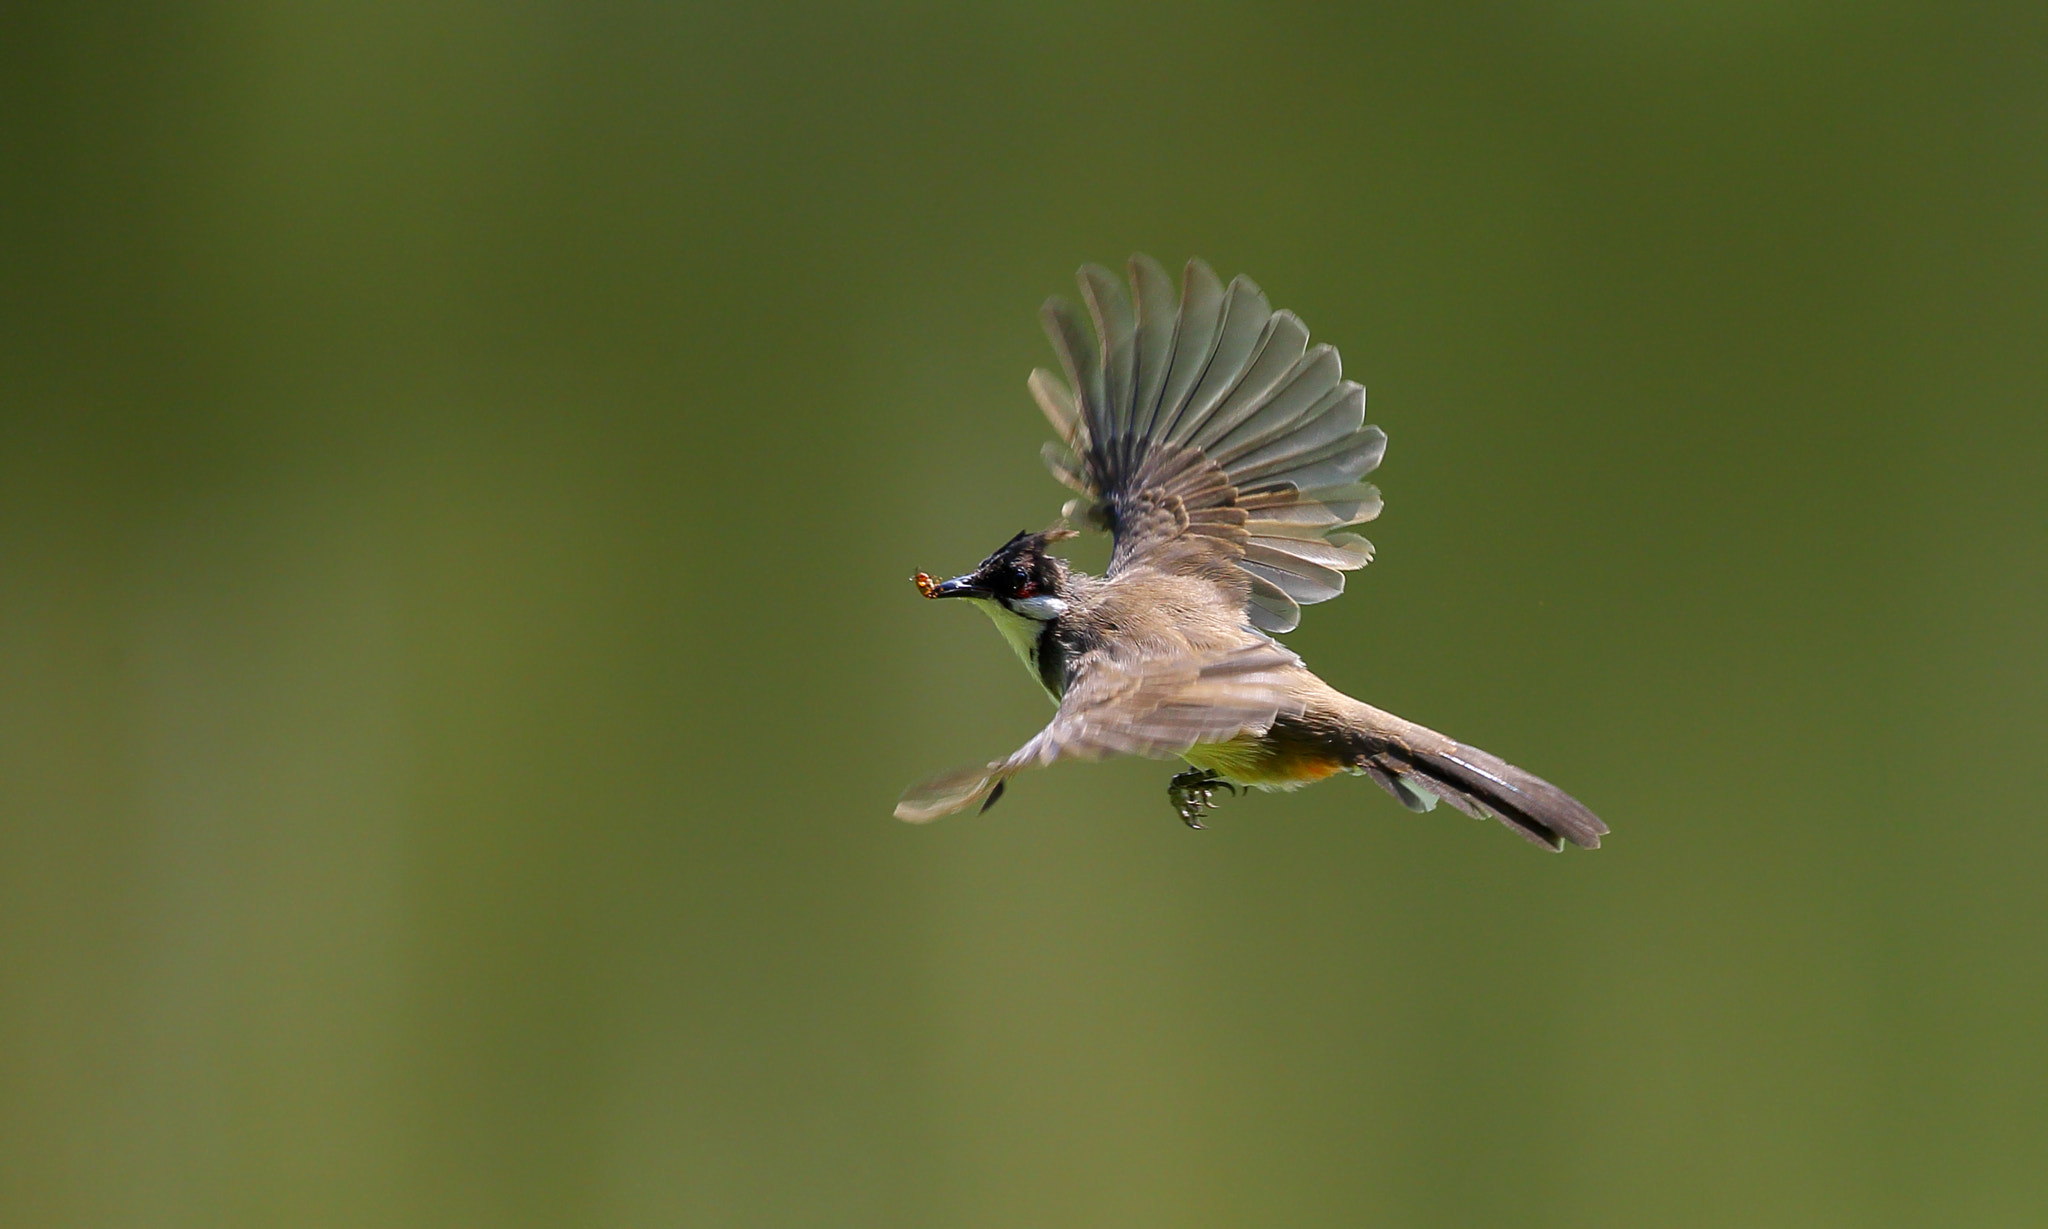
xmin=975 ymin=603 xmax=1063 ymax=701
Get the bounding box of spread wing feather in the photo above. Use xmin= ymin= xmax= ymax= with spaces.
xmin=894 ymin=638 xmax=1304 ymax=822
xmin=1037 ymin=256 xmax=1385 ymax=633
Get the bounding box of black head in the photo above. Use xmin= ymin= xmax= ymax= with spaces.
xmin=919 ymin=529 xmax=1074 ymax=616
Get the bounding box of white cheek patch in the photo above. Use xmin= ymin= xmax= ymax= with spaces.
xmin=1008 ymin=595 xmax=1069 ymax=621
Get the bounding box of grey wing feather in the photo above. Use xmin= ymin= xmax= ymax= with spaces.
xmin=1167 ymin=276 xmax=1270 ymax=443
xmin=1036 ymin=256 xmax=1385 ymax=633
xmin=1128 ymin=254 xmax=1179 ymax=439
xmin=1189 ymin=315 xmax=1312 ymax=449
xmin=1079 ymin=264 xmax=1138 ymax=448
xmin=1153 ymin=258 xmax=1226 ymax=441
xmin=894 ymin=638 xmax=1304 ymax=822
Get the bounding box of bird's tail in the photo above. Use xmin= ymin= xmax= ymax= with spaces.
xmin=1347 ymin=702 xmax=1608 ymax=851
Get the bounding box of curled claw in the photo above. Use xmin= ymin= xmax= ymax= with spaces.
xmin=913 ymin=572 xmax=939 ymax=599
xmin=1168 ymin=768 xmax=1235 ymax=830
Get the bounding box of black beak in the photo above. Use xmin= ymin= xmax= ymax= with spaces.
xmin=931 ymin=574 xmax=988 ymax=599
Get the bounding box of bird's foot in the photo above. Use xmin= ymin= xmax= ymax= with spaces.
xmin=1167 ymin=769 xmax=1236 ymax=830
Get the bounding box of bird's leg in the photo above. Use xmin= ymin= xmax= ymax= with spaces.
xmin=1167 ymin=769 xmax=1236 ymax=829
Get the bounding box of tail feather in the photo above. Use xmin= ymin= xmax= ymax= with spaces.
xmin=1353 ymin=717 xmax=1607 ymax=851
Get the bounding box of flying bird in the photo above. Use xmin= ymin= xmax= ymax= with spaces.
xmin=898 ymin=256 xmax=1606 ymax=851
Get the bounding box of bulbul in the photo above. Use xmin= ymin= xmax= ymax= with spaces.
xmin=898 ymin=256 xmax=1607 ymax=851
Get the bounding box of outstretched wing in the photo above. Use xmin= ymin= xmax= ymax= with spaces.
xmin=1034 ymin=256 xmax=1386 ymax=633
xmin=894 ymin=637 xmax=1304 ymax=822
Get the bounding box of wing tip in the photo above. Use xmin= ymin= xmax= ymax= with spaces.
xmin=895 ymin=764 xmax=1006 ymax=823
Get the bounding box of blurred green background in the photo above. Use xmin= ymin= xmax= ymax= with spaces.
xmin=4 ymin=2 xmax=2045 ymax=1225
